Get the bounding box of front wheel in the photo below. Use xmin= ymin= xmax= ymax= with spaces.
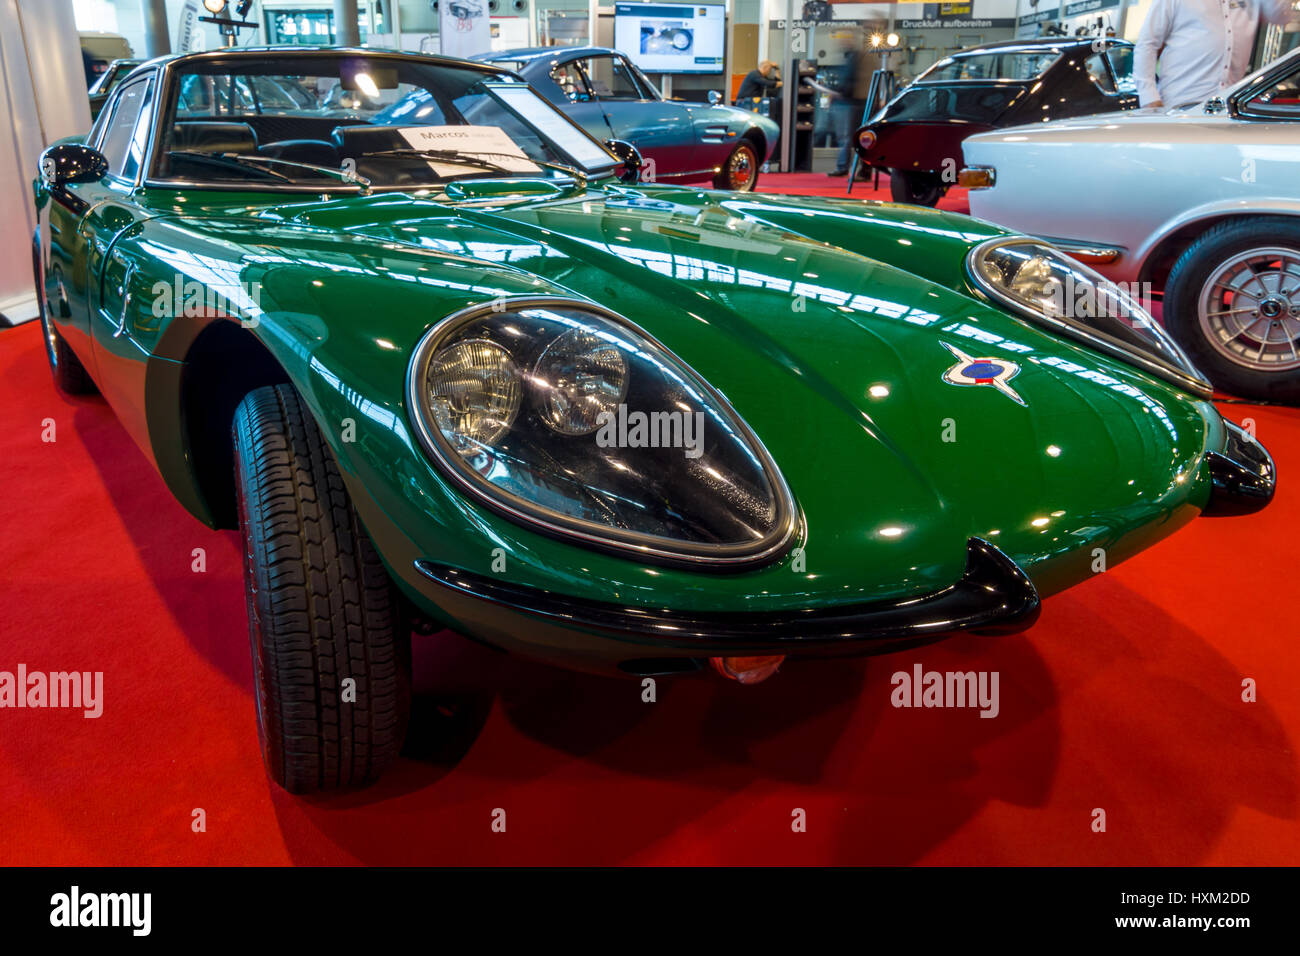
xmin=233 ymin=384 xmax=411 ymax=793
xmin=714 ymin=140 xmax=759 ymax=191
xmin=888 ymin=169 xmax=946 ymax=207
xmin=1164 ymin=218 xmax=1300 ymax=403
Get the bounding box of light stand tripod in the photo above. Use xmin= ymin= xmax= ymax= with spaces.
xmin=846 ymin=43 xmax=900 ymax=196
xmin=199 ymin=0 xmax=258 ymax=47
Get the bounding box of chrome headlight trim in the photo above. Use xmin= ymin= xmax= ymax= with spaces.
xmin=966 ymin=237 xmax=1213 ymax=399
xmin=405 ymin=295 xmax=802 ymax=570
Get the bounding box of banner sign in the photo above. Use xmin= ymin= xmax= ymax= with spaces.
xmin=898 ymin=3 xmax=1016 ymax=28
xmin=176 ymin=0 xmax=204 ymax=52
xmin=1062 ymin=0 xmax=1120 ymax=16
xmin=897 ymin=16 xmax=1017 ymax=28
xmin=440 ymin=0 xmax=491 ymax=59
xmin=1018 ymin=6 xmax=1060 ymax=27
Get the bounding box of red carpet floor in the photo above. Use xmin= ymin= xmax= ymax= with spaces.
xmin=757 ymin=170 xmax=972 ymax=215
xmin=2 ymin=178 xmax=1296 ymax=865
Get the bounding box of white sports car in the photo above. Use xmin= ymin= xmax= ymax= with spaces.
xmin=962 ymin=47 xmax=1300 ymax=402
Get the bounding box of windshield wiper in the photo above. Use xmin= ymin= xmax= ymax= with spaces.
xmin=362 ymin=148 xmax=587 ymax=185
xmin=168 ymin=150 xmax=373 ymax=193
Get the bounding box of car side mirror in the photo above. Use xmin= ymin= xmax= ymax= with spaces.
xmin=40 ymin=143 xmax=109 ymax=189
xmin=605 ymin=139 xmax=643 ymax=184
xmin=38 ymin=144 xmax=107 ymax=215
xmin=707 ymin=90 xmax=722 ymax=106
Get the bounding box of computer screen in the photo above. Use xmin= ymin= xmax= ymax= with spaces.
xmin=613 ymin=4 xmax=726 ymax=75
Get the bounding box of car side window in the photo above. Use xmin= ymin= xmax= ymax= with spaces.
xmin=119 ymin=81 xmax=154 ymax=181
xmin=99 ymin=78 xmax=152 ymax=179
xmin=551 ymin=61 xmax=591 ymax=102
xmin=1239 ymin=62 xmax=1300 ymax=119
xmin=1105 ymin=46 xmax=1137 ymax=95
xmin=1084 ymin=52 xmax=1115 ymax=94
xmin=580 ymin=56 xmax=644 ymax=100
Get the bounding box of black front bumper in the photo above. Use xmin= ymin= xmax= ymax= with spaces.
xmin=413 ymin=537 xmax=1040 ymax=673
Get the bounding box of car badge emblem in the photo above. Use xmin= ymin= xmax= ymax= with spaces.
xmin=940 ymin=342 xmax=1027 ymax=407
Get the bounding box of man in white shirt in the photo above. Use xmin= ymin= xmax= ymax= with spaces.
xmin=1134 ymin=0 xmax=1298 ymax=108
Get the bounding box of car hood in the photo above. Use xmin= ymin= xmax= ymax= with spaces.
xmin=154 ymin=183 xmax=1219 ymax=608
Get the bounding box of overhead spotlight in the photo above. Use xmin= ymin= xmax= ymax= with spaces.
xmin=203 ymin=0 xmax=227 ymax=13
xmin=886 ymin=33 xmax=900 ymax=48
xmin=870 ymin=33 xmax=883 ymax=47
xmin=236 ymin=0 xmax=253 ymax=17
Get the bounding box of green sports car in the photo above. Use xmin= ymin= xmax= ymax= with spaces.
xmin=34 ymin=48 xmax=1275 ymax=793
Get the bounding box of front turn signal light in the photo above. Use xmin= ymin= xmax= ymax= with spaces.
xmin=857 ymin=129 xmax=877 ymax=151
xmin=958 ymin=166 xmax=997 ymax=189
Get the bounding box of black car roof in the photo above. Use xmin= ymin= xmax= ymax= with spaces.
xmin=138 ymin=45 xmax=501 ymax=73
xmin=477 ymin=46 xmax=615 ymax=62
xmin=950 ymin=36 xmax=1131 ymax=55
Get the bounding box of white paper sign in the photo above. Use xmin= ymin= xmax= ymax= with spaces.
xmin=397 ymin=125 xmax=542 ymax=177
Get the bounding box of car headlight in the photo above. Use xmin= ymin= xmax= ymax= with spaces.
xmin=968 ymin=238 xmax=1212 ymax=398
xmin=407 ymin=297 xmax=799 ymax=568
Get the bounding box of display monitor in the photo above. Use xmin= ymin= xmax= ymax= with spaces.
xmin=613 ymin=3 xmax=725 ymax=75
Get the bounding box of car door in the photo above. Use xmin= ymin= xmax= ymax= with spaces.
xmin=39 ymin=75 xmax=150 ymax=383
xmin=84 ymin=74 xmax=164 ymax=454
xmin=576 ymin=53 xmax=698 ymax=178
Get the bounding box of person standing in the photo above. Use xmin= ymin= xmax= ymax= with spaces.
xmin=736 ymin=60 xmax=782 ymax=103
xmin=827 ymin=40 xmax=868 ymax=176
xmin=1134 ymin=0 xmax=1299 ymax=108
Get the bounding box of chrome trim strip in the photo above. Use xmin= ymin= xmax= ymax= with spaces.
xmin=1036 ymin=236 xmax=1124 ymax=264
xmin=966 ymin=236 xmax=1214 ymax=399
xmin=404 ymin=295 xmax=802 ymax=570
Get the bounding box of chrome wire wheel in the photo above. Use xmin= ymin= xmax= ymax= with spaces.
xmin=1197 ymin=246 xmax=1300 ymax=372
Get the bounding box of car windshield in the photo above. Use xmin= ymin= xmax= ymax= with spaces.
xmin=150 ymin=53 xmax=618 ymax=189
xmin=918 ymin=50 xmax=1061 ymax=83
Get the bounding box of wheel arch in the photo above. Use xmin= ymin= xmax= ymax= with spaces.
xmin=740 ymin=125 xmax=767 ymax=162
xmin=146 ymin=319 xmax=293 ymax=529
xmin=1137 ymin=206 xmax=1300 ymax=292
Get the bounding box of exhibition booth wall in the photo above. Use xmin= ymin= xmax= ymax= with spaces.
xmin=0 ymin=0 xmax=90 ymax=324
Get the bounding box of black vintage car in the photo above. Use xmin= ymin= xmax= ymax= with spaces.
xmin=855 ymin=37 xmax=1137 ymax=206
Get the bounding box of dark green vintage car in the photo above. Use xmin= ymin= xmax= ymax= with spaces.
xmin=35 ymin=48 xmax=1274 ymax=793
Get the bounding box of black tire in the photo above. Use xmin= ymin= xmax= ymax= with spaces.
xmin=888 ymin=169 xmax=945 ymax=207
xmin=232 ymin=384 xmax=411 ymax=793
xmin=1164 ymin=218 xmax=1300 ymax=403
xmin=713 ymin=140 xmax=760 ymax=191
xmin=34 ymin=239 xmax=95 ymax=395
